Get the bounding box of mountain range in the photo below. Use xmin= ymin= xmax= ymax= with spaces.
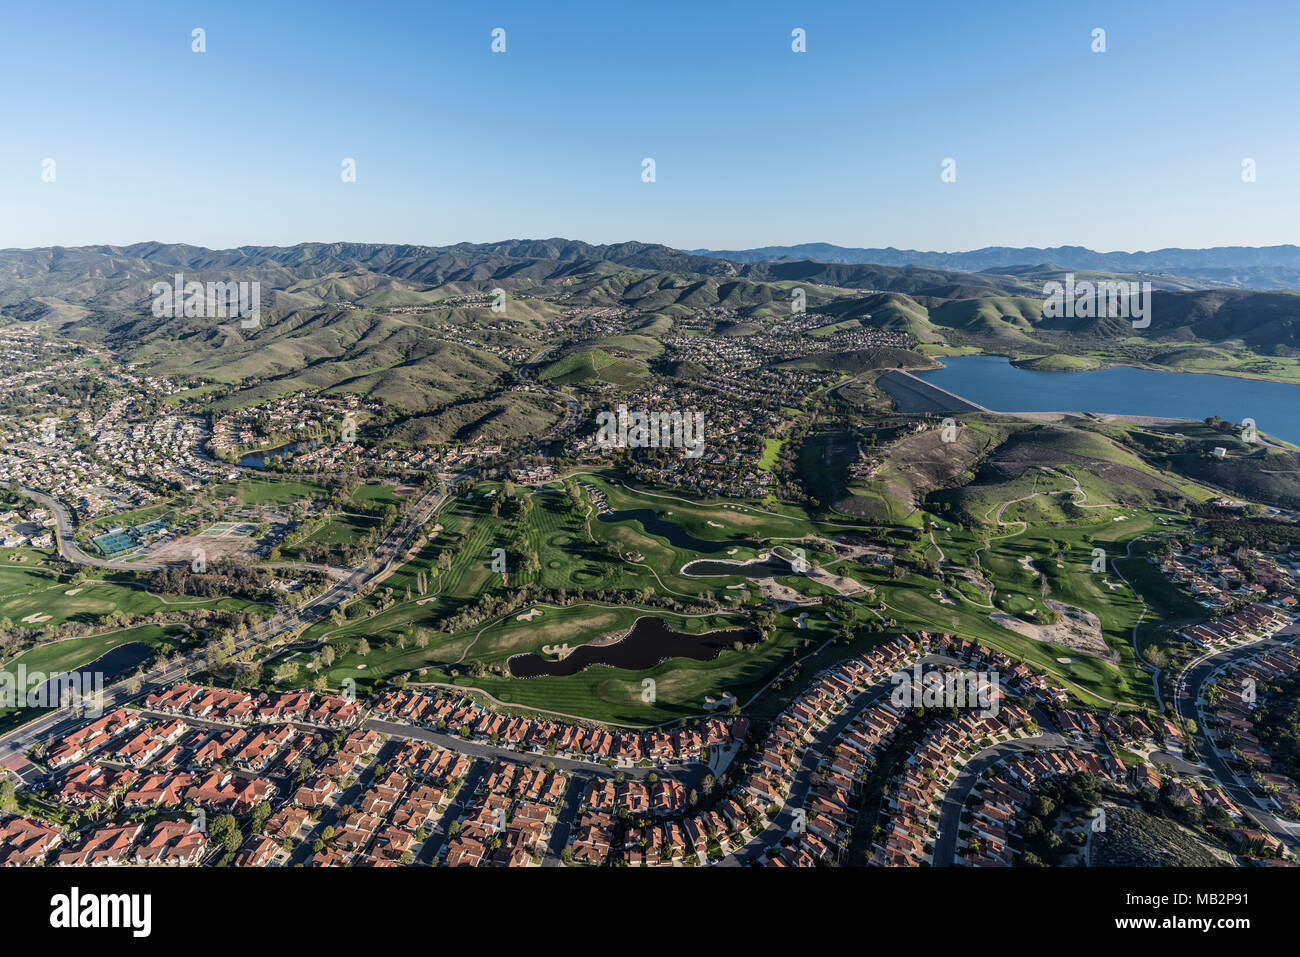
xmin=2 ymin=239 xmax=1299 ymax=439
xmin=687 ymin=243 xmax=1300 ymax=290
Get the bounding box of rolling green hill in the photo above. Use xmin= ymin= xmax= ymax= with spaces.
xmin=538 ymin=348 xmax=649 ymax=388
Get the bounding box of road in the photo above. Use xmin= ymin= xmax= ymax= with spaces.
xmin=1171 ymin=623 xmax=1300 ymax=851
xmin=0 ymin=481 xmax=452 ymax=772
xmin=7 ymin=484 xmax=166 ymax=571
xmin=518 ymin=345 xmax=581 ymax=441
xmin=930 ymin=728 xmax=1084 ymax=866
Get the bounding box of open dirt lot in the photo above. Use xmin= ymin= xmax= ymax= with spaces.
xmin=151 ymin=534 xmax=260 ymax=563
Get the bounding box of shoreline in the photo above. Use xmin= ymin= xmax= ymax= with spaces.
xmin=943 ymin=350 xmax=1300 ymax=387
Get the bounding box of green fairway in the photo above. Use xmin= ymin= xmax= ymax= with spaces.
xmin=0 ymin=563 xmax=271 ymax=629
xmin=1 ymin=623 xmax=184 ymax=681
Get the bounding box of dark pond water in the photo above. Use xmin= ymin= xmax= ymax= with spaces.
xmin=597 ymin=508 xmax=754 ymax=553
xmin=680 ymin=556 xmax=792 ymax=579
xmin=507 ymin=616 xmax=758 ymax=678
xmin=239 ymin=439 xmax=319 ymax=469
xmin=26 ymin=641 xmax=153 ymax=703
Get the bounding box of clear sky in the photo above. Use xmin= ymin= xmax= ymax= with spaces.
xmin=2 ymin=0 xmax=1298 ymax=252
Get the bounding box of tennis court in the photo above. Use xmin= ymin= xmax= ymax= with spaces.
xmin=198 ymin=521 xmax=259 ymax=538
xmin=92 ymin=529 xmax=136 ymax=557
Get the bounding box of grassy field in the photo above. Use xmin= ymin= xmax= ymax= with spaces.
xmin=241 ymin=464 xmax=1209 ymax=722
xmin=297 ymin=513 xmax=379 ymax=547
xmin=0 ymin=562 xmax=269 ymax=629
xmin=758 ymin=437 xmax=784 ymax=472
xmin=1 ymin=623 xmax=184 ymax=680
xmin=82 ymin=502 xmax=177 ymax=534
xmin=573 ymin=472 xmax=833 ymax=541
xmin=277 ymin=480 xmax=867 ymax=721
xmin=351 ymin=482 xmax=403 ymax=509
xmin=925 ymin=509 xmax=1197 ymax=707
xmin=211 ymin=476 xmax=331 ymax=506
xmin=443 ymin=605 xmax=843 ymax=724
xmin=0 ymin=624 xmax=188 ymax=736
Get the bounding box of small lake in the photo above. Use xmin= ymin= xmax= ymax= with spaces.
xmin=239 ymin=439 xmax=319 ymax=469
xmin=25 ymin=641 xmax=153 ymax=703
xmin=597 ymin=509 xmax=754 ymax=553
xmin=507 ymin=616 xmax=758 ymax=678
xmin=681 ymin=555 xmax=792 ymax=579
xmin=915 ymin=355 xmax=1300 ymax=446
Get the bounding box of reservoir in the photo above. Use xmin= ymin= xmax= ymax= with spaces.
xmin=914 ymin=355 xmax=1300 ymax=446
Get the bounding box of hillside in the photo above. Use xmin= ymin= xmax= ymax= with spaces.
xmin=5 ymin=240 xmax=1300 ymax=423
xmin=689 ymin=242 xmax=1300 ymax=290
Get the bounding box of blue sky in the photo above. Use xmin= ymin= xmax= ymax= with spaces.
xmin=2 ymin=0 xmax=1298 ymax=252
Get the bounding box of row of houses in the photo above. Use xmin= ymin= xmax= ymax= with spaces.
xmin=960 ymin=749 xmax=1129 ymax=867
xmin=772 ymin=697 xmax=916 ymax=867
xmin=740 ymin=635 xmax=924 ymax=824
xmin=300 ymin=735 xmax=465 ymax=867
xmin=46 ymin=707 xmax=140 ymax=769
xmin=443 ymin=760 xmax=567 ymax=868
xmin=56 ymin=761 xmax=275 ymax=816
xmin=927 ymin=632 xmax=1071 ymax=707
xmin=0 ymin=815 xmax=65 ymax=867
xmin=877 ymin=686 xmax=1037 ymax=867
xmin=370 ymin=687 xmax=741 ymax=765
xmin=580 ymin=776 xmax=686 ymax=817
xmin=745 ymin=630 xmax=1077 ymax=866
xmin=233 ymin=804 xmax=312 ymax=866
xmin=1178 ymin=603 xmax=1291 ymax=650
xmin=53 ymin=818 xmax=208 ymax=867
xmin=143 ymin=683 xmax=362 ymax=729
xmin=1055 ymin=708 xmax=1184 ymax=754
xmin=1203 ymin=640 xmax=1300 ymax=817
xmin=1157 ymin=543 xmax=1299 ymax=613
xmin=291 ymin=728 xmax=383 ymax=809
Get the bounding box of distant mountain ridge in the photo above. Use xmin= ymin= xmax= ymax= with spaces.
xmin=685 ymin=243 xmax=1300 ymax=289
xmin=2 ymin=238 xmax=1299 ymax=426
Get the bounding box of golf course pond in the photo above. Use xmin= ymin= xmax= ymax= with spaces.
xmin=27 ymin=641 xmax=153 ymax=702
xmin=680 ymin=554 xmax=793 ymax=579
xmin=507 ymin=616 xmax=759 ymax=678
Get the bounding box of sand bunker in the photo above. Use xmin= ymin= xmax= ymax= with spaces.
xmin=991 ymin=599 xmax=1113 ymax=660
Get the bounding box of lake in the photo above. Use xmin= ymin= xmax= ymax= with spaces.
xmin=507 ymin=616 xmax=758 ymax=678
xmin=915 ymin=355 xmax=1300 ymax=445
xmin=239 ymin=439 xmax=319 ymax=469
xmin=25 ymin=641 xmax=154 ymax=705
xmin=681 ymin=555 xmax=792 ymax=579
